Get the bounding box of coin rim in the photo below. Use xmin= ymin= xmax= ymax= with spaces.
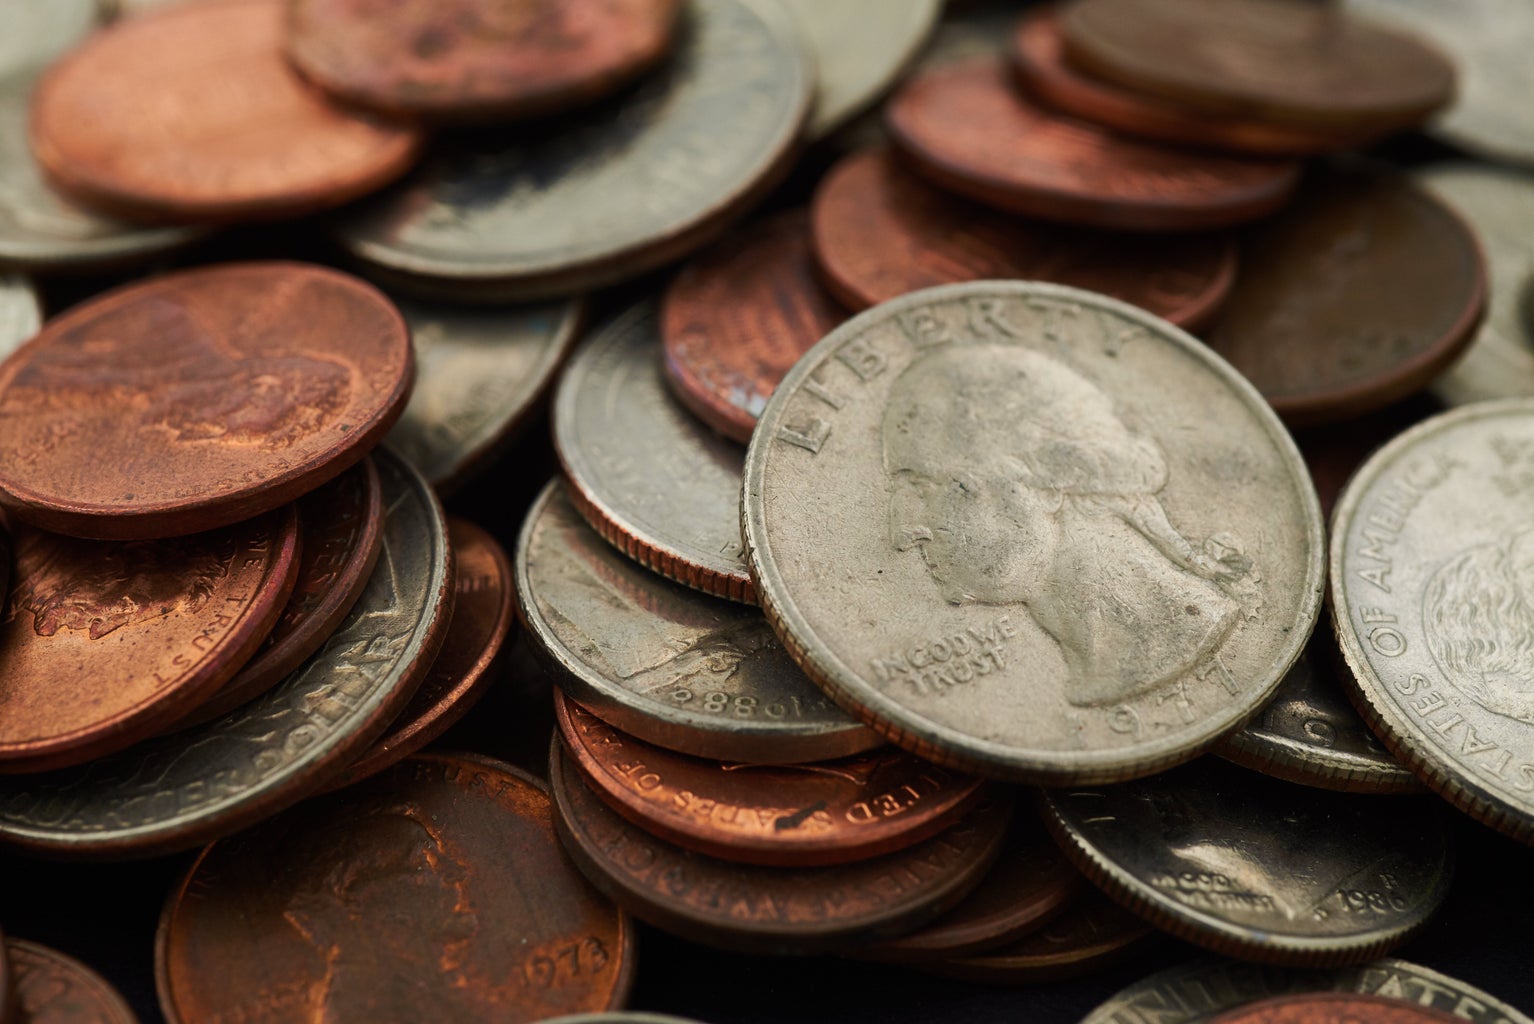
xmin=8 ymin=938 xmax=136 ymax=1024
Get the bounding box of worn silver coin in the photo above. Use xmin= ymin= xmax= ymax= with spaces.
xmin=743 ymin=281 xmax=1324 ymax=783
xmin=516 ymin=482 xmax=879 ymax=764
xmin=387 ymin=296 xmax=582 ymax=494
xmin=0 ymin=273 xmax=40 ymax=355
xmin=555 ymin=303 xmax=754 ymax=604
xmin=0 ymin=449 xmax=454 ymax=858
xmin=334 ymin=0 xmax=811 ymax=302
xmin=1080 ymin=957 xmax=1532 ymax=1024
xmin=1041 ymin=757 xmax=1453 ymax=966
xmin=0 ymin=2 xmax=98 ymax=79
xmin=1332 ymin=400 xmax=1534 ymax=844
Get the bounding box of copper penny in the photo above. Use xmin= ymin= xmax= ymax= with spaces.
xmin=1209 ymin=994 xmax=1463 ymax=1024
xmin=177 ymin=458 xmax=384 ymax=728
xmin=1058 ymin=0 xmax=1456 ymax=135
xmin=1203 ymin=162 xmax=1486 ymax=427
xmin=29 ymin=0 xmax=422 ymax=224
xmin=555 ymin=691 xmax=983 ymax=867
xmin=157 ymin=752 xmax=634 ymax=1023
xmin=8 ymin=939 xmax=137 ymax=1024
xmin=0 ymin=262 xmax=414 ymax=540
xmin=287 ymin=0 xmax=681 ymax=123
xmin=811 ymin=147 xmax=1238 ymax=331
xmin=550 ymin=740 xmax=1010 ymax=954
xmin=885 ymin=59 xmax=1300 ymax=231
xmin=333 ymin=517 xmax=516 ymax=787
xmin=661 ymin=209 xmax=846 ymax=444
xmin=0 ymin=507 xmax=300 ymax=774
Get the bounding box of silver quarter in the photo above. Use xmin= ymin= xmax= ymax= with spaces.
xmin=0 ymin=1 xmax=98 ymax=79
xmin=0 ymin=273 xmax=40 ymax=356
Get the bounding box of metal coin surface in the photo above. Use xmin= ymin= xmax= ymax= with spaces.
xmin=29 ymin=0 xmax=422 ymax=224
xmin=1209 ymin=994 xmax=1462 ymax=1024
xmin=550 ymin=740 xmax=1010 ymax=954
xmin=1059 ymin=0 xmax=1455 ymax=133
xmin=0 ymin=262 xmax=414 ymax=540
xmin=1331 ymin=400 xmax=1534 ymax=844
xmin=335 ymin=0 xmax=811 ymax=302
xmin=743 ymin=281 xmax=1324 ymax=783
xmin=0 ymin=274 xmax=40 ymax=355
xmin=335 ymin=517 xmax=515 ymax=787
xmin=1040 ymin=757 xmax=1454 ymax=965
xmin=517 ymin=482 xmax=879 ymax=764
xmin=556 ymin=303 xmax=754 ymax=602
xmin=1204 ymin=162 xmax=1485 ymax=427
xmin=386 ymin=298 xmax=582 ymax=494
xmin=811 ymin=147 xmax=1238 ymax=330
xmin=662 ymin=210 xmax=844 ymax=445
xmin=286 ymin=0 xmax=681 ymax=122
xmin=0 ymin=450 xmax=453 ymax=857
xmin=0 ymin=1 xmax=98 ymax=79
xmin=1080 ymin=957 xmax=1534 ymax=1024
xmin=885 ymin=60 xmax=1300 ymax=232
xmin=556 ymin=692 xmax=980 ymax=867
xmin=1414 ymin=164 xmax=1534 ymax=407
xmin=0 ymin=508 xmax=301 ymax=774
xmin=541 ymin=1017 xmax=705 ymax=1024
xmin=777 ymin=0 xmax=940 ymax=138
xmin=8 ymin=939 xmax=136 ymax=1024
xmin=157 ymin=752 xmax=633 ymax=1023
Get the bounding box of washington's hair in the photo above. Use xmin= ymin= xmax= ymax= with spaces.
xmin=1424 ymin=530 xmax=1534 ymax=723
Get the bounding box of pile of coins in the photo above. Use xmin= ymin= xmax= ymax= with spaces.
xmin=0 ymin=0 xmax=1530 ymax=1022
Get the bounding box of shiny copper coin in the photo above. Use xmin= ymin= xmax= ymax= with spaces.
xmin=556 ymin=692 xmax=983 ymax=867
xmin=29 ymin=0 xmax=422 ymax=224
xmin=550 ymin=740 xmax=1010 ymax=955
xmin=178 ymin=459 xmax=384 ymax=727
xmin=885 ymin=60 xmax=1300 ymax=231
xmin=0 ymin=508 xmax=300 ymax=774
xmin=811 ymin=147 xmax=1237 ymax=330
xmin=1209 ymin=994 xmax=1463 ymax=1024
xmin=0 ymin=262 xmax=414 ymax=540
xmin=157 ymin=752 xmax=634 ymax=1023
xmin=287 ymin=0 xmax=682 ymax=123
xmin=8 ymin=939 xmax=137 ymax=1024
xmin=333 ymin=518 xmax=515 ymax=787
xmin=1203 ymin=162 xmax=1486 ymax=427
xmin=662 ymin=210 xmax=846 ymax=444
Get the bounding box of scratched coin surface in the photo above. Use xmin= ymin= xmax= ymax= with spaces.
xmin=335 ymin=0 xmax=810 ymax=302
xmin=1040 ymin=757 xmax=1453 ymax=965
xmin=286 ymin=0 xmax=681 ymax=122
xmin=386 ymin=297 xmax=582 ymax=493
xmin=556 ymin=692 xmax=979 ymax=866
xmin=0 ymin=507 xmax=300 ymax=774
xmin=0 ymin=450 xmax=452 ymax=857
xmin=1209 ymin=994 xmax=1462 ymax=1024
xmin=1080 ymin=957 xmax=1534 ymax=1024
xmin=1331 ymin=400 xmax=1534 ymax=844
xmin=157 ymin=753 xmax=633 ymax=1023
xmin=0 ymin=274 xmax=40 ymax=355
xmin=810 ymin=147 xmax=1238 ymax=330
xmin=9 ymin=939 xmax=137 ymax=1024
xmin=0 ymin=262 xmax=414 ymax=540
xmin=516 ymin=483 xmax=879 ymax=764
xmin=743 ymin=281 xmax=1324 ymax=783
xmin=556 ymin=303 xmax=754 ymax=603
xmin=551 ymin=741 xmax=1009 ymax=954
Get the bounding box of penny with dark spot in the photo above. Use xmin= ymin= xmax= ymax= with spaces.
xmin=886 ymin=60 xmax=1300 ymax=231
xmin=1209 ymin=994 xmax=1463 ymax=1024
xmin=0 ymin=262 xmax=414 ymax=540
xmin=550 ymin=740 xmax=1010 ymax=954
xmin=662 ymin=210 xmax=845 ymax=444
xmin=286 ymin=0 xmax=681 ymax=122
xmin=9 ymin=939 xmax=137 ymax=1024
xmin=811 ymin=147 xmax=1237 ymax=330
xmin=157 ymin=753 xmax=633 ymax=1023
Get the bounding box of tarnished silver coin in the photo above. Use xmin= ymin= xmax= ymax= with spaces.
xmin=386 ymin=296 xmax=582 ymax=494
xmin=0 ymin=273 xmax=40 ymax=355
xmin=517 ymin=482 xmax=879 ymax=764
xmin=1041 ymin=757 xmax=1453 ymax=966
xmin=0 ymin=1 xmax=98 ymax=78
xmin=1332 ymin=400 xmax=1534 ymax=844
xmin=334 ymin=0 xmax=811 ymax=302
xmin=0 ymin=449 xmax=454 ymax=858
xmin=1217 ymin=635 xmax=1419 ymax=794
xmin=778 ymin=0 xmax=940 ymax=138
xmin=555 ymin=303 xmax=753 ymax=604
xmin=1414 ymin=164 xmax=1534 ymax=407
xmin=743 ymin=281 xmax=1325 ymax=783
xmin=1080 ymin=957 xmax=1533 ymax=1024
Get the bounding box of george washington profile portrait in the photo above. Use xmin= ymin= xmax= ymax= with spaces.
xmin=882 ymin=343 xmax=1259 ymax=708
